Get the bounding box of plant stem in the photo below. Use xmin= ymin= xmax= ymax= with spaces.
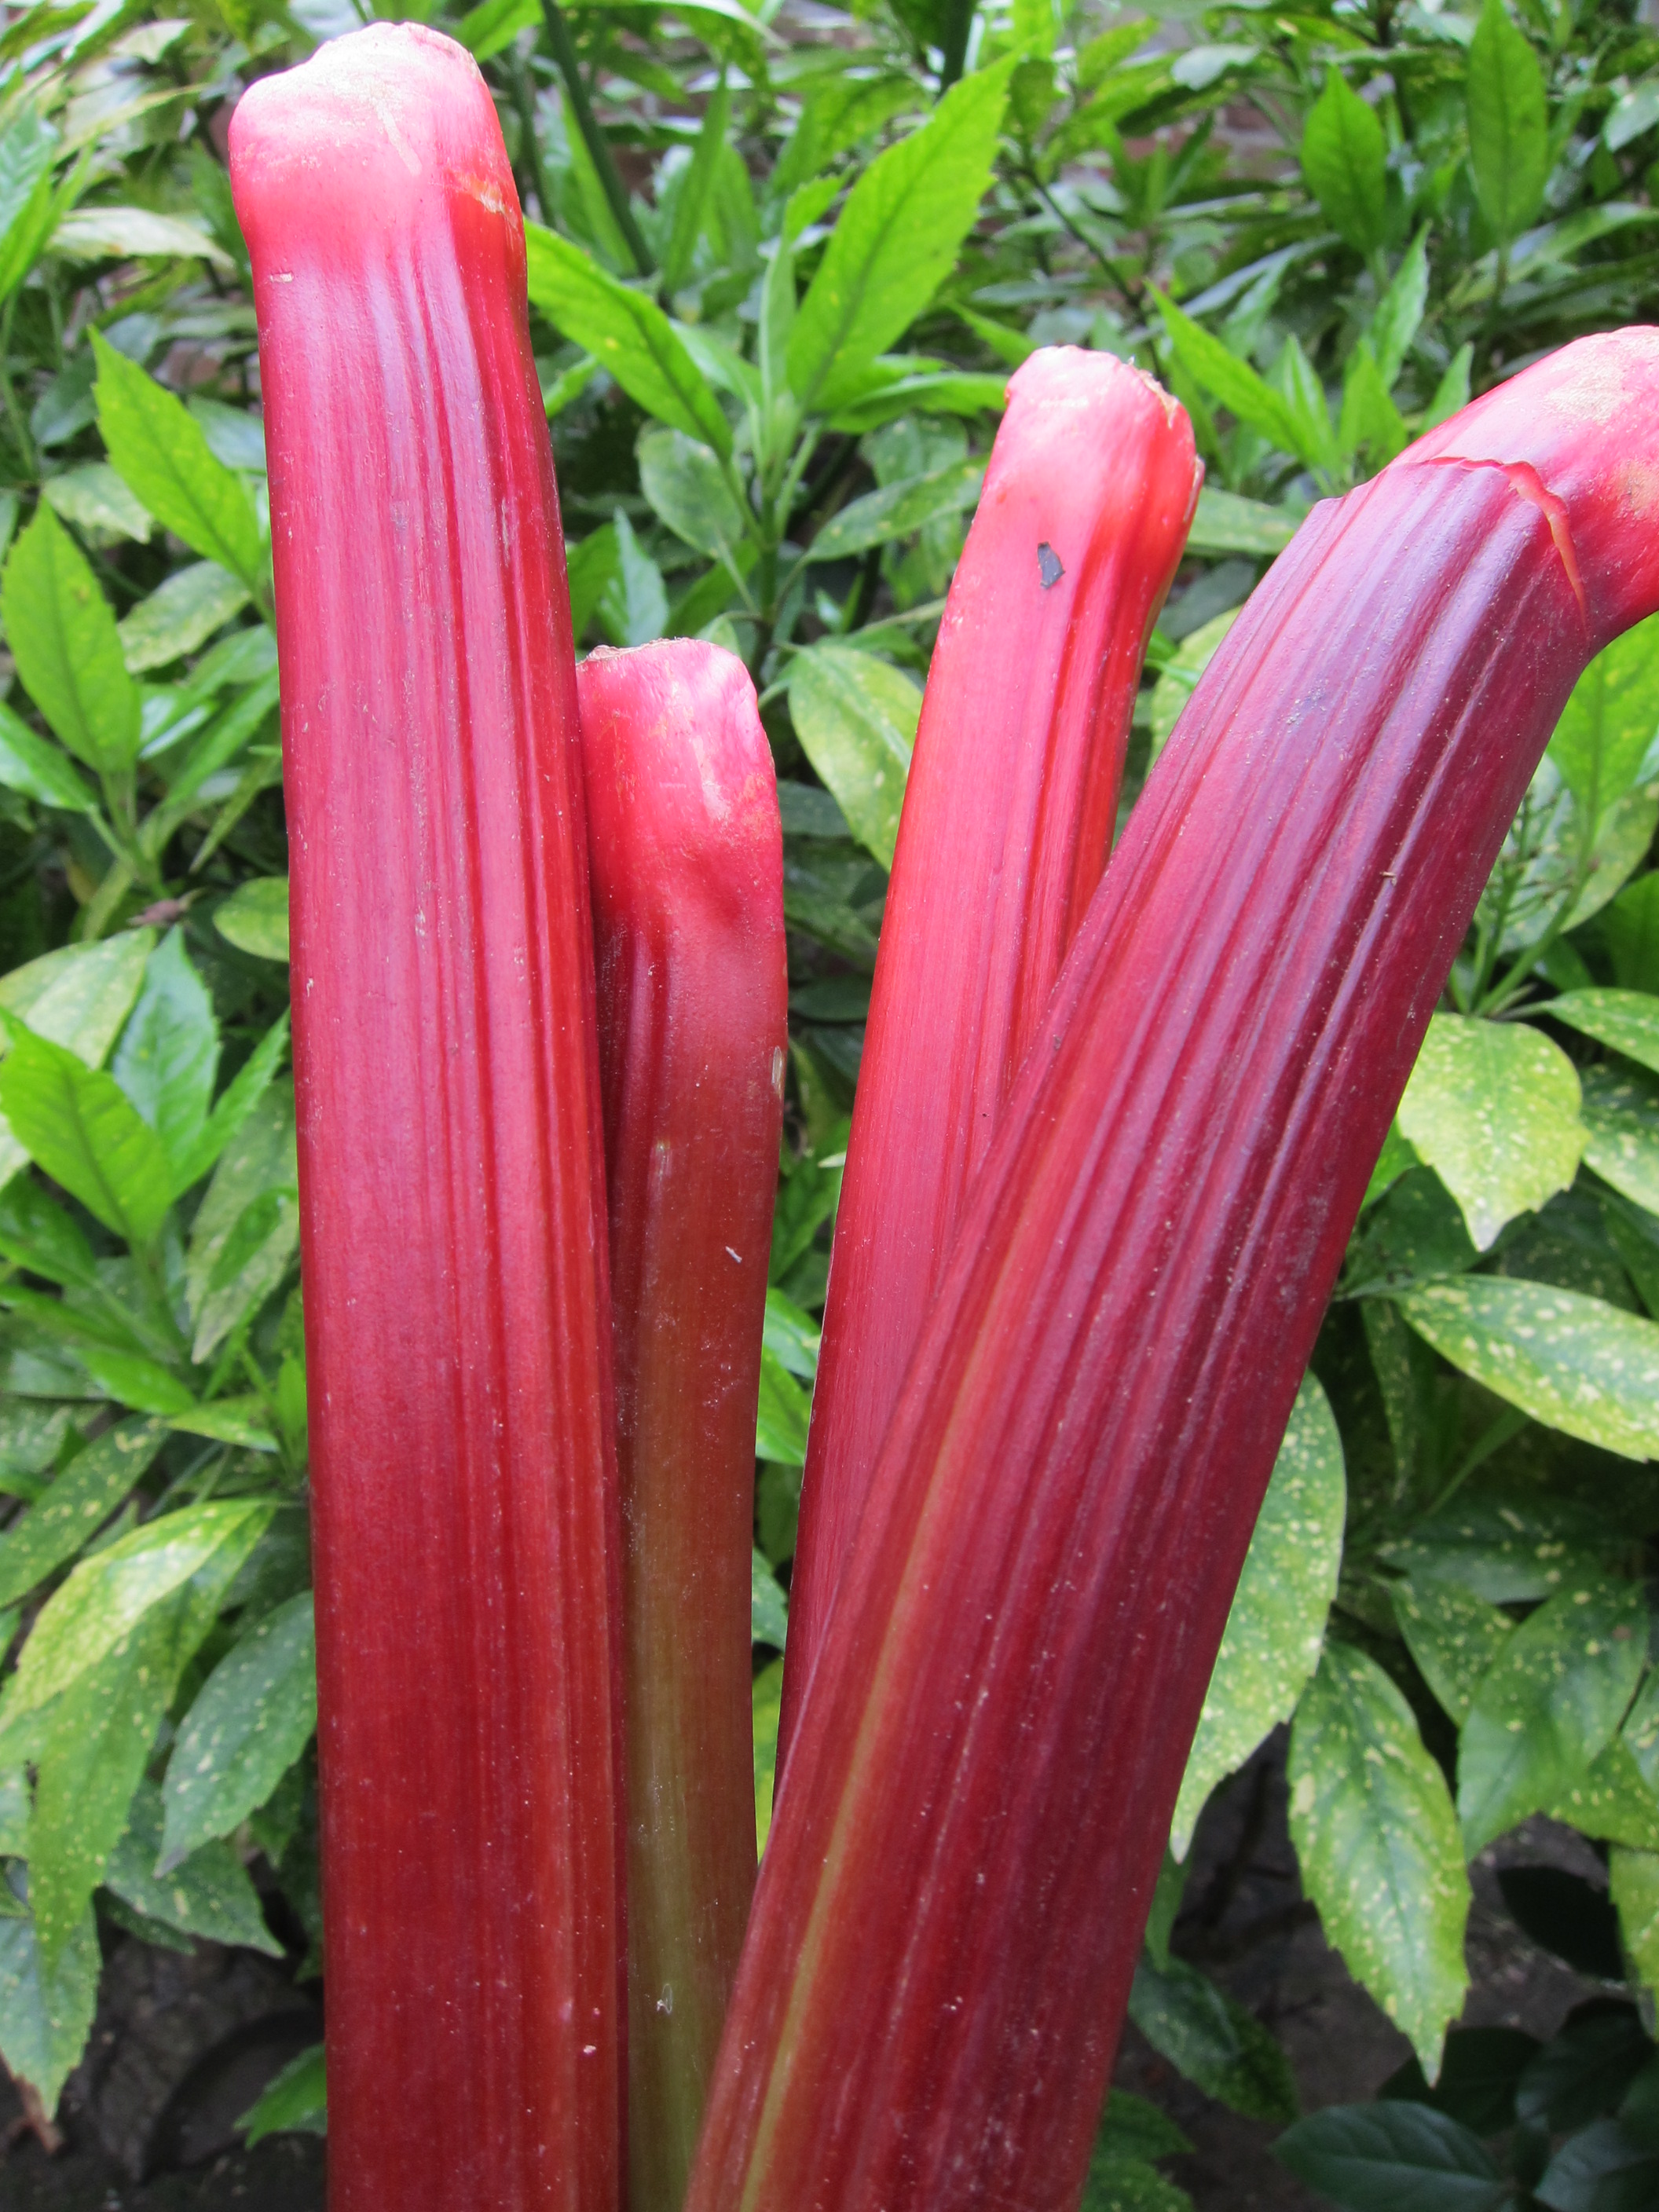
xmin=537 ymin=0 xmax=654 ymax=275
xmin=937 ymin=0 xmax=976 ymax=92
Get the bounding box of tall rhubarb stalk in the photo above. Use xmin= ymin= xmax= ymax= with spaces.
xmin=688 ymin=331 xmax=1659 ymax=2211
xmin=230 ymin=31 xmax=623 ymax=2208
xmin=576 ymin=642 xmax=786 ymax=2212
xmin=782 ymin=348 xmax=1198 ymax=1748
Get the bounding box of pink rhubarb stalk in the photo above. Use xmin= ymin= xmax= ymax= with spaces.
xmin=576 ymin=642 xmax=786 ymax=2212
xmin=689 ymin=331 xmax=1659 ymax=2211
xmin=782 ymin=348 xmax=1199 ymax=1750
xmin=231 ymin=30 xmax=623 ymax=2209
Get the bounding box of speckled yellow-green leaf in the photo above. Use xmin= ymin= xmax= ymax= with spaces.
xmin=753 ymin=1657 xmax=783 ymax=1855
xmin=1170 ymin=1375 xmax=1344 ymax=1859
xmin=160 ymin=1589 xmax=316 ymax=1868
xmin=1390 ymin=1576 xmax=1514 ymax=1725
xmin=0 ymin=1418 xmax=166 ymax=1610
xmin=1545 ymin=1741 xmax=1659 ymax=1852
xmin=1458 ymin=1576 xmax=1647 ymax=1855
xmin=1580 ymin=1062 xmax=1659 ymax=1217
xmin=1397 ymin=1276 xmax=1659 ymax=1459
xmin=107 ymin=1778 xmax=281 ymax=1953
xmin=1548 ymin=988 xmax=1659 ymax=1079
xmin=0 ymin=1902 xmax=100 ymax=2115
xmin=1611 ymin=1844 xmax=1659 ymax=1992
xmin=1622 ymin=1668 xmax=1659 ymax=1796
xmin=1288 ymin=1640 xmax=1469 ymax=2077
xmin=1397 ymin=1014 xmax=1584 ymax=1252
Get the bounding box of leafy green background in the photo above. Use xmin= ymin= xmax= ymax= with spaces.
xmin=0 ymin=0 xmax=1657 ymax=2199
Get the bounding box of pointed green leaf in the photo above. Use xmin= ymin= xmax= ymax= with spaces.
xmin=1392 ymin=1576 xmax=1513 ymax=1724
xmin=1458 ymin=1577 xmax=1648 ymax=1853
xmin=523 ymin=223 xmax=731 ymax=457
xmin=112 ymin=928 xmax=218 ymax=1181
xmin=1128 ymin=1955 xmax=1298 ymax=2122
xmin=1398 ymin=1276 xmax=1659 ymax=1458
xmin=108 ymin=1778 xmax=280 ymax=1954
xmin=753 ymin=1655 xmax=782 ymax=1854
xmin=1580 ymin=1062 xmax=1659 ymax=1215
xmin=169 ymin=1014 xmax=290 ymax=1201
xmin=637 ymin=427 xmax=747 ymax=565
xmin=119 ymin=561 xmax=251 ymax=674
xmin=161 ymin=1592 xmax=315 ymax=1866
xmin=0 ymin=503 xmax=141 ymax=771
xmin=1547 ymin=989 xmax=1659 ymax=1079
xmin=756 ymin=1343 xmax=810 ymax=1467
xmin=1148 ymin=610 xmax=1241 ymax=771
xmin=0 ymin=1903 xmax=100 ymax=2116
xmin=240 ymin=2040 xmax=327 ymax=2144
xmin=1547 ymin=610 xmax=1659 ymax=819
xmin=91 ymin=331 xmax=264 ymax=591
xmin=1371 ymin=233 xmax=1430 ymax=388
xmin=0 ymin=1020 xmax=171 ymax=1246
xmin=1546 ymin=1740 xmax=1659 ymax=1851
xmin=213 ymin=877 xmax=289 ymax=966
xmin=1301 ymin=68 xmax=1389 ymax=256
xmin=751 ymin=1550 xmax=789 ymax=1652
xmin=0 ymin=1418 xmax=166 ymax=1608
xmin=1152 ymin=291 xmax=1304 ymax=461
xmin=662 ymin=75 xmax=729 ymax=295
xmin=787 ymin=65 xmax=1012 ymax=413
xmin=1467 ymin=0 xmax=1549 ymax=244
xmin=1276 ymin=2104 xmax=1506 ymax=2212
xmin=807 ymin=458 xmax=984 ymax=564
xmin=185 ymin=1086 xmax=298 ymax=1361
xmin=0 ymin=699 xmax=95 ymax=811
xmin=1397 ymin=1014 xmax=1583 ymax=1251
xmin=1611 ymin=1846 xmax=1659 ymax=1993
xmin=1171 ymin=1375 xmax=1345 ymax=1858
xmin=786 ymin=645 xmax=918 ymax=870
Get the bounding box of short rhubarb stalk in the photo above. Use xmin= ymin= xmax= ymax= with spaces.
xmin=782 ymin=348 xmax=1199 ymax=1749
xmin=688 ymin=331 xmax=1659 ymax=2211
xmin=231 ymin=30 xmax=624 ymax=2209
xmin=576 ymin=642 xmax=786 ymax=2212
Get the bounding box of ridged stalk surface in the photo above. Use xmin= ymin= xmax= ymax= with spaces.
xmin=689 ymin=330 xmax=1659 ymax=2212
xmin=230 ymin=29 xmax=623 ymax=2210
xmin=577 ymin=642 xmax=786 ymax=2212
xmin=783 ymin=348 xmax=1199 ymax=1746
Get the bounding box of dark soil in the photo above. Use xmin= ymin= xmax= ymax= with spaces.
xmin=0 ymin=1736 xmax=1604 ymax=2209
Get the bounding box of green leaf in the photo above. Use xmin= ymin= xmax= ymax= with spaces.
xmin=1392 ymin=1576 xmax=1513 ymax=1723
xmin=1580 ymin=1062 xmax=1659 ymax=1215
xmin=111 ymin=928 xmax=218 ymax=1181
xmin=90 ymin=331 xmax=264 ymax=591
xmin=751 ymin=1548 xmax=789 ymax=1651
xmin=1423 ymin=345 xmax=1474 ymax=432
xmin=55 ymin=208 xmax=230 ymax=269
xmin=637 ymin=427 xmax=748 ymax=564
xmin=1171 ymin=1375 xmax=1345 ymax=1857
xmin=1623 ymin=1669 xmax=1659 ymax=1798
xmin=1458 ymin=1577 xmax=1648 ymax=1853
xmin=1536 ymin=2115 xmax=1659 ymax=2210
xmin=1381 ymin=1492 xmax=1616 ymax=1604
xmin=1276 ymin=2103 xmax=1507 ymax=2211
xmin=453 ymin=0 xmax=539 ymax=58
xmin=0 ymin=1019 xmax=172 ymax=1246
xmin=1148 ymin=610 xmax=1240 ymax=771
xmin=0 ymin=1417 xmax=165 ymax=1609
xmin=1183 ymin=487 xmax=1296 ymax=558
xmin=1613 ymin=1848 xmax=1659 ymax=1993
xmin=1372 ymin=232 xmax=1430 ymax=388
xmin=5 ymin=1500 xmax=273 ymax=1725
xmin=1152 ymin=292 xmax=1306 ymax=464
xmin=1397 ymin=1276 xmax=1659 ymax=1459
xmin=0 ymin=1903 xmax=100 ymax=2116
xmin=0 ymin=503 xmax=140 ymax=771
xmin=756 ymin=1343 xmax=810 ymax=1467
xmin=42 ymin=461 xmax=152 ymax=544
xmin=168 ymin=1014 xmax=290 ymax=1200
xmin=1546 ymin=1740 xmax=1659 ymax=1851
xmin=523 ymin=224 xmax=732 ymax=457
xmin=1128 ymin=1954 xmax=1298 ymax=2122
xmin=1338 ymin=342 xmax=1408 ymax=467
xmin=597 ymin=511 xmax=668 ymax=649
xmin=753 ymin=1655 xmax=782 ymax=1854
xmin=1301 ymin=68 xmax=1389 ymax=256
xmin=663 ymin=74 xmax=729 ymax=295
xmin=1603 ymin=877 xmax=1659 ymax=996
xmin=185 ymin=1086 xmax=298 ymax=1363
xmin=214 ymin=876 xmax=289 ymax=964
xmin=26 ymin=1583 xmax=198 ymax=1965
xmin=1288 ymin=1643 xmax=1470 ymax=2075
xmin=161 ymin=1591 xmax=315 ymax=1867
xmin=240 ymin=2040 xmax=327 ymax=2144
xmin=808 ymin=458 xmax=984 ymax=565
xmin=1081 ymin=2159 xmax=1194 ymax=2212
xmin=1095 ymin=2089 xmax=1192 ymax=2166
xmin=787 ymin=65 xmax=1012 ymax=413
xmin=0 ymin=110 xmax=61 ymax=308
xmin=1396 ymin=1013 xmax=1583 ymax=1251
xmin=763 ymin=1287 xmax=820 ymax=1380
xmin=0 ymin=934 xmax=152 ymax=1070
xmin=0 ymin=699 xmax=94 ymax=811
xmin=1275 ymin=333 xmax=1341 ymax=477
xmin=118 ymin=562 xmax=251 ymax=674
xmin=1467 ymin=0 xmax=1549 ymax=245
xmin=1547 ymin=611 xmax=1659 ymax=819
xmin=109 ymin=1777 xmax=280 ymax=1953
xmin=786 ymin=645 xmax=918 ymax=869
xmin=1547 ymin=990 xmax=1659 ymax=1079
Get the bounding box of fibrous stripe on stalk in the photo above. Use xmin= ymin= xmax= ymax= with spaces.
xmin=578 ymin=641 xmax=786 ymax=2212
xmin=689 ymin=330 xmax=1659 ymax=2212
xmin=230 ymin=27 xmax=623 ymax=2210
xmin=782 ymin=348 xmax=1199 ymax=1752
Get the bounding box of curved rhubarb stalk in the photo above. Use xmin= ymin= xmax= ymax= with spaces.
xmin=782 ymin=349 xmax=1199 ymax=1750
xmin=231 ymin=30 xmax=623 ymax=2209
xmin=577 ymin=642 xmax=786 ymax=2212
xmin=687 ymin=329 xmax=1659 ymax=2212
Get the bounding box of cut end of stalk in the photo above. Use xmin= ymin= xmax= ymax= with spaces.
xmin=230 ymin=24 xmax=519 ymax=259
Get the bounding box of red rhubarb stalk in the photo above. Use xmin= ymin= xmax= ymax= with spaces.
xmin=576 ymin=642 xmax=786 ymax=2212
xmin=689 ymin=330 xmax=1659 ymax=2212
xmin=231 ymin=31 xmax=624 ymax=2208
xmin=782 ymin=348 xmax=1198 ymax=1750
